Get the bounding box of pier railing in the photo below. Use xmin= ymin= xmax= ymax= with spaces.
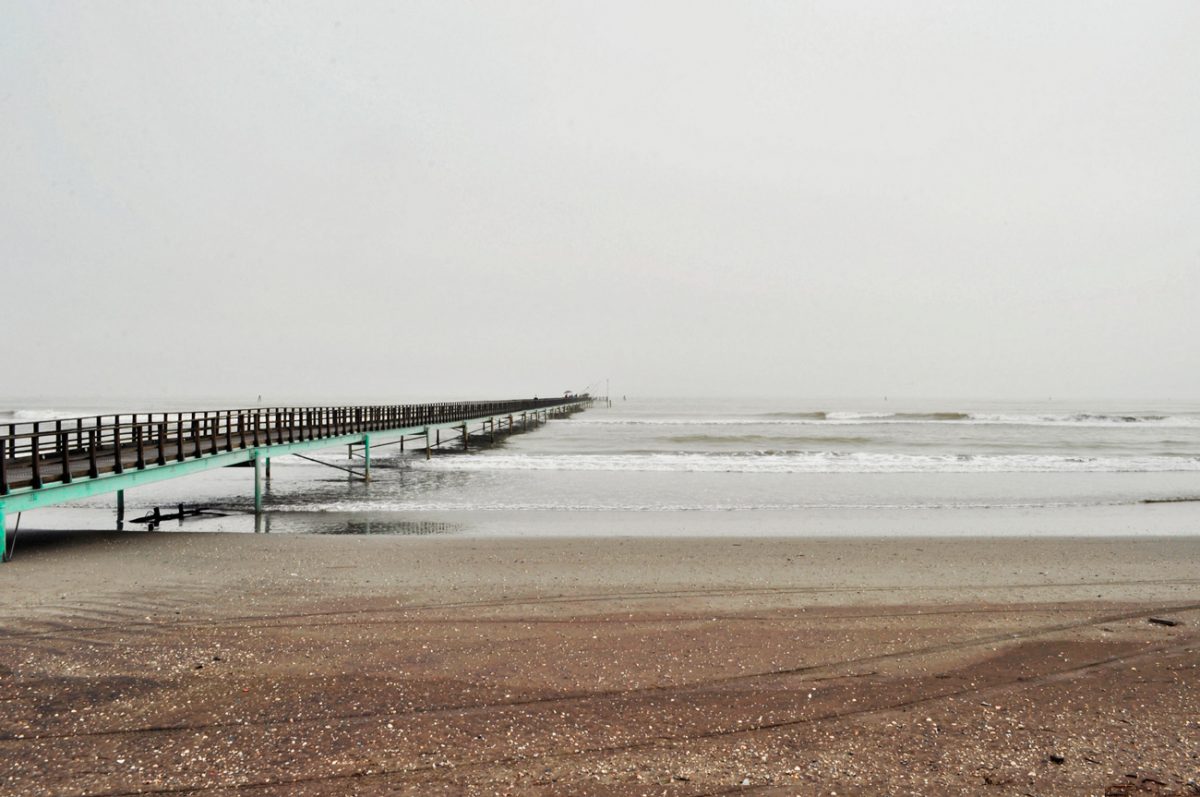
xmin=0 ymin=397 xmax=587 ymax=494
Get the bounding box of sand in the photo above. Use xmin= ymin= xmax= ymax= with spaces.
xmin=1 ymin=529 xmax=1198 ymax=795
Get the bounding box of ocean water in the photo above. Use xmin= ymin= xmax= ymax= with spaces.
xmin=5 ymin=398 xmax=1200 ymax=536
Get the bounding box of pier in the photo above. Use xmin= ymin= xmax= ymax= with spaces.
xmin=0 ymin=395 xmax=590 ymax=560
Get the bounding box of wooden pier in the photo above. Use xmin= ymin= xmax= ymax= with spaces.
xmin=0 ymin=396 xmax=590 ymax=560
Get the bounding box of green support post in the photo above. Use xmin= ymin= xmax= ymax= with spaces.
xmin=253 ymin=453 xmax=263 ymax=515
xmin=1 ymin=505 xmax=7 ymax=563
xmin=362 ymin=435 xmax=371 ymax=481
xmin=265 ymin=457 xmax=271 ymax=481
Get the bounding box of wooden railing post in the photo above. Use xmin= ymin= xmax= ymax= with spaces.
xmin=88 ymin=430 xmax=99 ymax=478
xmin=30 ymin=428 xmax=42 ymax=489
xmin=59 ymin=432 xmax=72 ymax=484
xmin=113 ymin=419 xmax=124 ymax=474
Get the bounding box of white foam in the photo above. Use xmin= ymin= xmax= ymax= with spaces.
xmin=412 ymin=451 xmax=1200 ymax=474
xmin=572 ymin=413 xmax=1200 ymax=429
xmin=825 ymin=411 xmax=893 ymax=421
xmin=266 ymin=499 xmax=1116 ymax=512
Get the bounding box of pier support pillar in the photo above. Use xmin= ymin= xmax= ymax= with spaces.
xmin=490 ymin=418 xmax=496 ymax=443
xmin=116 ymin=490 xmax=125 ymax=530
xmin=1 ymin=505 xmax=7 ymax=563
xmin=362 ymin=435 xmax=371 ymax=482
xmin=253 ymin=453 xmax=263 ymax=515
xmin=462 ymin=423 xmax=469 ymax=451
xmin=265 ymin=458 xmax=271 ymax=481
xmin=425 ymin=429 xmax=432 ymax=460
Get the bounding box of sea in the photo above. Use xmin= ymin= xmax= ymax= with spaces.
xmin=4 ymin=397 xmax=1200 ymax=538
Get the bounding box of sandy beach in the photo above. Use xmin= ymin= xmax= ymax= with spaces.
xmin=1 ymin=530 xmax=1197 ymax=796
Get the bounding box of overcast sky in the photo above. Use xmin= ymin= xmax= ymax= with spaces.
xmin=2 ymin=1 xmax=1197 ymax=402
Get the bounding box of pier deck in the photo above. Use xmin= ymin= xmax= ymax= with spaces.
xmin=0 ymin=396 xmax=590 ymax=559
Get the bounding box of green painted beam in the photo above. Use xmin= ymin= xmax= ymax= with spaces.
xmin=0 ymin=403 xmax=588 ymax=517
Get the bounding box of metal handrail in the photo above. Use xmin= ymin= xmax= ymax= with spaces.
xmin=0 ymin=396 xmax=588 ymax=494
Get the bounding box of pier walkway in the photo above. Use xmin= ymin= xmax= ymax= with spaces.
xmin=0 ymin=396 xmax=590 ymax=559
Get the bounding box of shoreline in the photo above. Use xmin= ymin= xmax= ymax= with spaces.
xmin=12 ymin=497 xmax=1200 ymax=538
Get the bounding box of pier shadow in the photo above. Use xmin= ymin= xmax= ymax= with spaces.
xmin=3 ymin=527 xmax=168 ymax=561
xmin=3 ymin=515 xmax=466 ymax=562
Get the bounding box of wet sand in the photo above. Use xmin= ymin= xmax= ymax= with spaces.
xmin=1 ymin=531 xmax=1198 ymax=795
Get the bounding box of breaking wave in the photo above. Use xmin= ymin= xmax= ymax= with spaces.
xmin=576 ymin=412 xmax=1200 ymax=428
xmin=415 ymin=452 xmax=1200 ymax=474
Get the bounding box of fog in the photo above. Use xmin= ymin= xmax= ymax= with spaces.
xmin=3 ymin=2 xmax=1197 ymax=402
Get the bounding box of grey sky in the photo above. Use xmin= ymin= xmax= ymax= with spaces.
xmin=3 ymin=1 xmax=1197 ymax=402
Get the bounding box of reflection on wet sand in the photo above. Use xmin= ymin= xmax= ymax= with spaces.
xmin=253 ymin=512 xmax=464 ymax=536
xmin=315 ymin=519 xmax=463 ymax=536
